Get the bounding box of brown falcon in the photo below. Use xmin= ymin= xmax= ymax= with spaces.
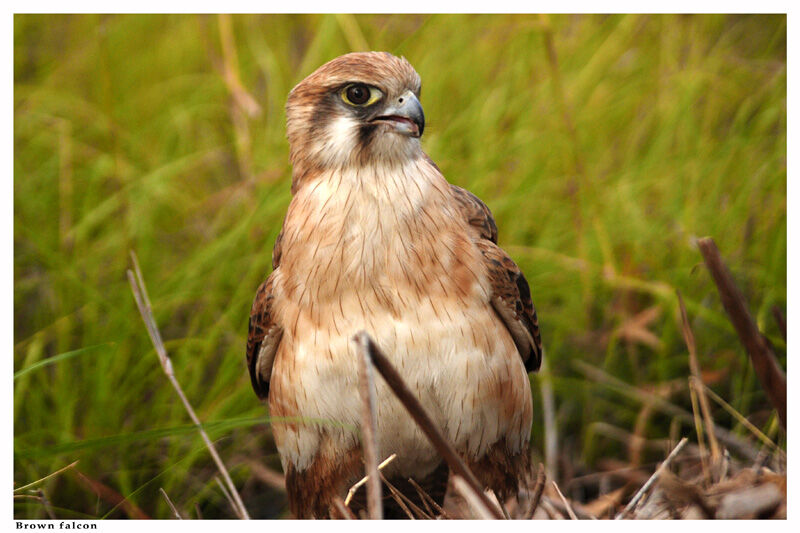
xmin=246 ymin=52 xmax=542 ymax=518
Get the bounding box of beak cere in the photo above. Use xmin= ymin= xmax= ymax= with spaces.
xmin=371 ymin=91 xmax=425 ymax=138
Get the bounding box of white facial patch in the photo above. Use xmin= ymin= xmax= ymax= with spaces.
xmin=316 ymin=115 xmax=360 ymax=168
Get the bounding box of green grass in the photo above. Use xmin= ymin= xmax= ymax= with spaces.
xmin=14 ymin=14 xmax=786 ymax=518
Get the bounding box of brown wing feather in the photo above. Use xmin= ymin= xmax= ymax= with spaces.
xmin=450 ymin=184 xmax=542 ymax=372
xmin=476 ymin=240 xmax=542 ymax=372
xmin=246 ymin=272 xmax=283 ymax=399
xmin=450 ymin=184 xmax=498 ymax=243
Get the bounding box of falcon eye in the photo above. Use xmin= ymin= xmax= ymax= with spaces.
xmin=341 ymin=84 xmax=382 ymax=107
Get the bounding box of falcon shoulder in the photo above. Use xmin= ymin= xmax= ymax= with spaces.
xmin=450 ymin=184 xmax=498 ymax=243
xmin=450 ymin=184 xmax=542 ymax=372
xmin=246 ymin=271 xmax=283 ymax=400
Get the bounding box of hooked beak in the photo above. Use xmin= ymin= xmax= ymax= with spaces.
xmin=371 ymin=91 xmax=425 ymax=138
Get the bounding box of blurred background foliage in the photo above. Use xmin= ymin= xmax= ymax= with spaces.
xmin=14 ymin=14 xmax=785 ymax=519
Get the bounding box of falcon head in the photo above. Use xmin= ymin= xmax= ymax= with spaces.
xmin=286 ymin=52 xmax=424 ymax=186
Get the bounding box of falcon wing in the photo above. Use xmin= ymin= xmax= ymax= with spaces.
xmin=451 ymin=184 xmax=542 ymax=372
xmin=451 ymin=184 xmax=498 ymax=243
xmin=246 ymin=272 xmax=283 ymax=399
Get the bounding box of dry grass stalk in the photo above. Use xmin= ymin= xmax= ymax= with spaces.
xmin=379 ymin=472 xmax=431 ymax=519
xmin=331 ymin=496 xmax=356 ymax=519
xmin=700 ymin=383 xmax=783 ymax=458
xmin=525 ymin=463 xmax=547 ymax=519
xmin=581 ymin=485 xmax=628 ymax=518
xmin=14 ymin=493 xmax=56 ymax=520
xmin=14 ymin=460 xmax=79 ymax=494
xmin=127 ymin=251 xmax=250 ymax=519
xmin=408 ymin=477 xmax=450 ymax=518
xmin=678 ymin=291 xmax=721 ymax=466
xmin=697 ymin=237 xmax=786 ymax=427
xmin=356 ymin=331 xmax=504 ymax=519
xmin=354 ymin=332 xmax=384 ymax=519
xmin=575 ymin=360 xmax=760 ymax=462
xmin=687 ymin=384 xmax=711 ymax=482
xmin=451 ymin=476 xmax=494 ymax=519
xmin=159 ymin=487 xmax=183 ymax=519
xmin=214 ymin=475 xmax=240 ymax=518
xmin=487 ymin=490 xmax=511 ymax=519
xmin=36 ymin=489 xmax=56 ymax=520
xmin=344 ymin=453 xmax=396 ymax=506
xmin=551 ymin=481 xmax=578 ymax=520
xmin=615 ymin=437 xmax=688 ymax=519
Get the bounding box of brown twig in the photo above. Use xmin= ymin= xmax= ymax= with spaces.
xmin=355 ymin=331 xmax=504 ymax=519
xmin=354 ymin=333 xmax=383 ymax=519
xmin=127 ymin=251 xmax=250 ymax=519
xmin=408 ymin=477 xmax=448 ymax=518
xmin=615 ymin=437 xmax=688 ymax=519
xmin=410 ymin=480 xmax=434 ymax=517
xmin=525 ymin=463 xmax=547 ymax=519
xmin=697 ymin=237 xmax=786 ymax=427
xmin=379 ymin=472 xmax=431 ymax=519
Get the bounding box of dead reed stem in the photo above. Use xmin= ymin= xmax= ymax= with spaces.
xmin=344 ymin=454 xmax=396 ymax=507
xmin=697 ymin=237 xmax=786 ymax=427
xmin=354 ymin=333 xmax=384 ymax=519
xmin=452 ymin=476 xmax=494 ymax=519
xmin=214 ymin=475 xmax=240 ymax=518
xmin=552 ymin=481 xmax=578 ymax=520
xmin=379 ymin=472 xmax=430 ymax=519
xmin=678 ymin=291 xmax=721 ymax=464
xmin=332 ymin=496 xmax=356 ymax=519
xmin=159 ymin=487 xmax=183 ymax=519
xmin=525 ymin=463 xmax=547 ymax=519
xmin=575 ymin=360 xmax=760 ymax=462
xmin=36 ymin=489 xmax=56 ymax=520
xmin=127 ymin=251 xmax=250 ymax=519
xmin=700 ymin=383 xmax=783 ymax=457
xmin=615 ymin=437 xmax=688 ymax=519
xmin=355 ymin=331 xmax=504 ymax=519
xmin=14 ymin=461 xmax=79 ymax=494
xmin=408 ymin=477 xmax=448 ymax=518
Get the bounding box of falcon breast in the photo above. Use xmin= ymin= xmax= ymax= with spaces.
xmin=246 ymin=51 xmax=542 ymax=518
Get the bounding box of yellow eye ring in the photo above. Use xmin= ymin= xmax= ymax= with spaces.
xmin=341 ymin=84 xmax=383 ymax=107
